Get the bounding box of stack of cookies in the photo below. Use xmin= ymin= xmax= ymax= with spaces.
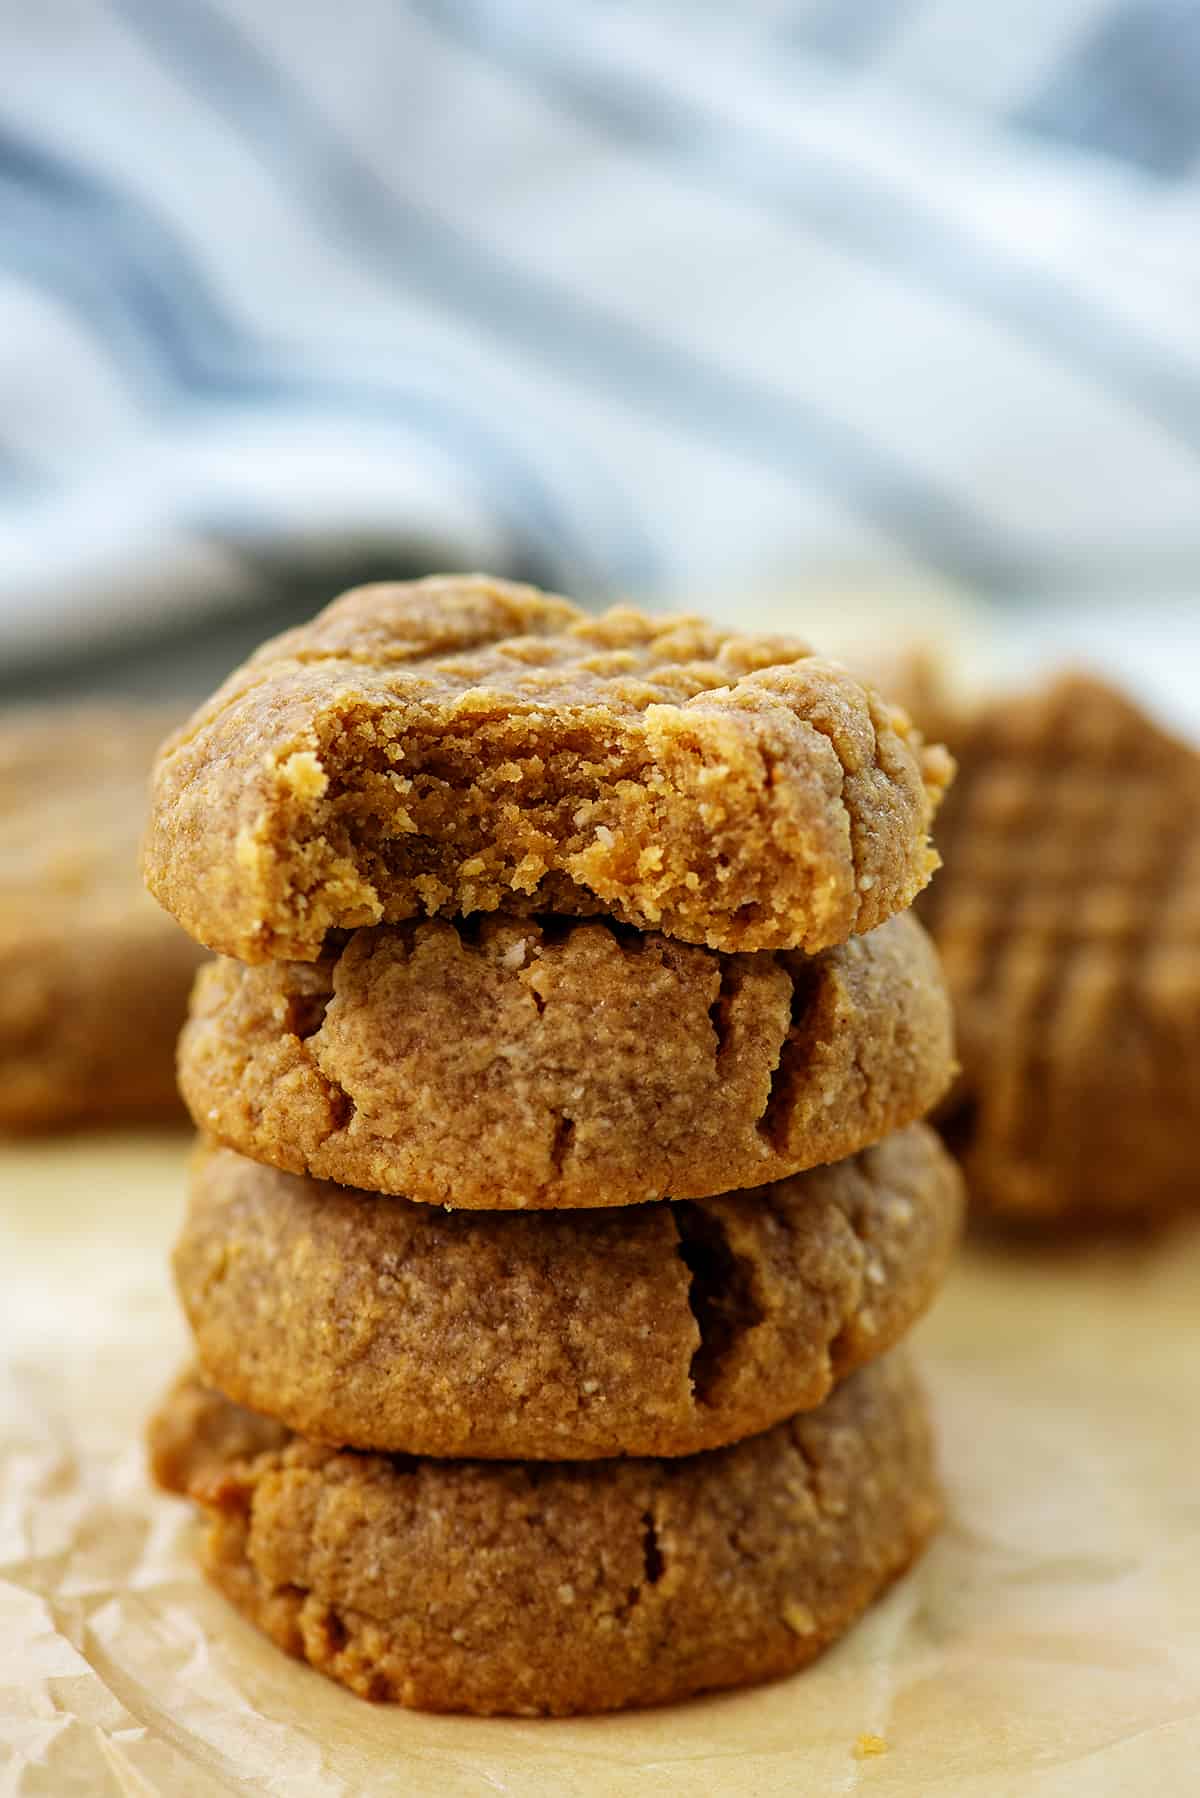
xmin=145 ymin=576 xmax=964 ymax=1717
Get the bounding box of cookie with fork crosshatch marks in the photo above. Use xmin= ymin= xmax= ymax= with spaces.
xmin=143 ymin=575 xmax=952 ymax=961
xmin=919 ymin=674 xmax=1200 ymax=1223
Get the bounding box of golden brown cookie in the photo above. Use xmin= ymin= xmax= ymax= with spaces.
xmin=179 ymin=909 xmax=954 ymax=1208
xmin=149 ymin=1351 xmax=939 ymax=1717
xmin=919 ymin=674 xmax=1200 ymax=1222
xmin=175 ymin=1125 xmax=961 ymax=1460
xmin=144 ymin=575 xmax=952 ymax=962
xmin=0 ymin=706 xmax=205 ymax=1130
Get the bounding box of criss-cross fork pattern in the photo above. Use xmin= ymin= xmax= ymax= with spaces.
xmin=921 ymin=675 xmax=1200 ymax=1215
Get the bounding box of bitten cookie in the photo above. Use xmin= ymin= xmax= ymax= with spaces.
xmin=144 ymin=575 xmax=952 ymax=961
xmin=179 ymin=910 xmax=954 ymax=1208
xmin=149 ymin=1351 xmax=940 ymax=1717
xmin=919 ymin=673 xmax=1200 ymax=1222
xmin=0 ymin=707 xmax=205 ymax=1130
xmin=175 ymin=1125 xmax=961 ymax=1459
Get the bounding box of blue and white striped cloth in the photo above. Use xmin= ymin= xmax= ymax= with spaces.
xmin=3 ymin=1 xmax=1200 ymax=666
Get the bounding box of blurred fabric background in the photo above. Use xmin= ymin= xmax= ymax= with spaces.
xmin=2 ymin=0 xmax=1199 ymax=705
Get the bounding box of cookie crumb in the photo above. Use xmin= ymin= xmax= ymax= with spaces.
xmin=277 ymin=749 xmax=328 ymax=799
xmin=853 ymin=1733 xmax=888 ymax=1759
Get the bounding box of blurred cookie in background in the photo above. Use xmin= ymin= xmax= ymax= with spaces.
xmin=0 ymin=707 xmax=205 ymax=1131
xmin=738 ymin=578 xmax=1200 ymax=1228
xmin=918 ymin=674 xmax=1200 ymax=1226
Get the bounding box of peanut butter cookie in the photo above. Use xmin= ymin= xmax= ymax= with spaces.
xmin=919 ymin=674 xmax=1200 ymax=1221
xmin=175 ymin=1125 xmax=961 ymax=1459
xmin=145 ymin=576 xmax=951 ymax=961
xmin=0 ymin=706 xmax=204 ymax=1129
xmin=179 ymin=909 xmax=953 ymax=1208
xmin=149 ymin=1351 xmax=939 ymax=1717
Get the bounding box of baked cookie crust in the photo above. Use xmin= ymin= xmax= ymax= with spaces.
xmin=175 ymin=1125 xmax=961 ymax=1460
xmin=0 ymin=706 xmax=203 ymax=1129
xmin=145 ymin=576 xmax=951 ymax=961
xmin=149 ymin=1352 xmax=940 ymax=1717
xmin=920 ymin=674 xmax=1200 ymax=1221
xmin=179 ymin=909 xmax=954 ymax=1208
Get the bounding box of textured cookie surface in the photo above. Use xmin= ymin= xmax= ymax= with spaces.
xmin=149 ymin=1352 xmax=939 ymax=1717
xmin=175 ymin=1125 xmax=961 ymax=1459
xmin=145 ymin=576 xmax=951 ymax=960
xmin=0 ymin=707 xmax=204 ymax=1129
xmin=180 ymin=909 xmax=954 ymax=1208
xmin=920 ymin=674 xmax=1200 ymax=1221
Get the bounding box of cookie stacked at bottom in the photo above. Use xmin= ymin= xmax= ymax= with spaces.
xmin=152 ymin=1343 xmax=941 ymax=1717
xmin=145 ymin=577 xmax=962 ymax=1715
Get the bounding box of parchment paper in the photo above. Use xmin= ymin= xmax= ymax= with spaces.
xmin=2 ymin=1131 xmax=1198 ymax=1797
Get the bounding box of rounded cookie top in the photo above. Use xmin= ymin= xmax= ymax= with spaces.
xmin=175 ymin=1125 xmax=961 ymax=1460
xmin=0 ymin=705 xmax=204 ymax=1129
xmin=919 ymin=674 xmax=1200 ymax=1222
xmin=145 ymin=575 xmax=951 ymax=960
xmin=179 ymin=909 xmax=954 ymax=1208
xmin=148 ymin=1351 xmax=939 ymax=1717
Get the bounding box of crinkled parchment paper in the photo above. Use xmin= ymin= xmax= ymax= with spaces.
xmin=2 ymin=1131 xmax=1199 ymax=1797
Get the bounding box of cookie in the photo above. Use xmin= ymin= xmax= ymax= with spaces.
xmin=144 ymin=575 xmax=952 ymax=962
xmin=919 ymin=674 xmax=1200 ymax=1221
xmin=149 ymin=1351 xmax=939 ymax=1717
xmin=179 ymin=909 xmax=954 ymax=1209
xmin=0 ymin=706 xmax=205 ymax=1129
xmin=175 ymin=1125 xmax=961 ymax=1460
